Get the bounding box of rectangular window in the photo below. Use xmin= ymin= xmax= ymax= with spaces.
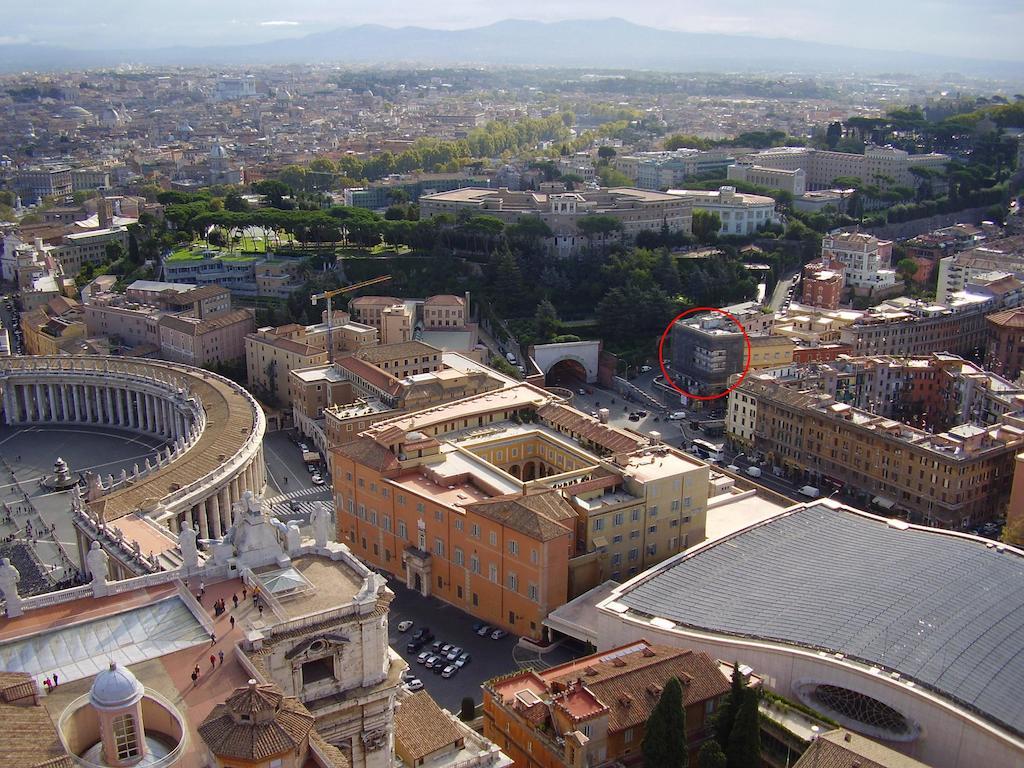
xmin=470 ymin=555 xmax=480 ymax=574
xmin=648 ymin=524 xmax=657 ymax=534
xmin=434 ymin=538 xmax=445 ymax=558
xmin=471 ymin=523 xmax=480 ymax=539
xmin=531 ymin=548 xmax=539 ymax=564
xmin=369 ymin=510 xmax=377 ymax=526
xmin=397 ymin=494 xmax=405 ymax=505
xmin=416 ymin=502 xmax=425 ymax=513
xmin=631 ymin=509 xmax=640 ymax=522
xmin=489 ymin=564 xmax=498 ymax=582
xmin=624 ymin=728 xmax=634 ymax=743
xmin=397 ymin=520 xmax=407 ymax=540
xmin=455 ymin=518 xmax=464 ymax=531
xmin=613 ymin=512 xmax=624 ymax=526
xmin=455 ymin=548 xmax=465 ymax=566
xmin=612 ymin=534 xmax=623 ymax=543
xmin=508 ymin=573 xmax=518 ymax=591
xmin=629 ymin=548 xmax=639 ymax=561
xmin=649 ymin=506 xmax=658 ymax=517
xmin=612 ymin=553 xmax=622 ymax=565
xmin=383 ymin=515 xmax=392 ymax=532
xmin=528 ymin=583 xmax=539 ymax=601
xmin=508 ymin=539 xmax=519 ymax=555
xmin=435 ymin=509 xmax=443 ymax=522
xmin=684 ymin=496 xmax=692 ymax=508
xmin=489 ymin=531 xmax=498 ymax=546
xmin=593 ymin=518 xmax=605 ymax=531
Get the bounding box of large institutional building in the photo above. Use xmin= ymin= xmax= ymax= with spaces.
xmin=666 ymin=185 xmax=780 ymax=236
xmin=741 ymin=145 xmax=949 ymax=192
xmin=545 ymin=500 xmax=1024 ymax=768
xmin=331 ymin=382 xmax=710 ymax=641
xmin=418 ymin=186 xmax=692 ymax=256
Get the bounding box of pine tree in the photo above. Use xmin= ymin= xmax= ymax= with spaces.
xmin=713 ymin=662 xmax=745 ymax=748
xmin=726 ymin=688 xmax=761 ymax=768
xmin=698 ymin=740 xmax=727 ymax=768
xmin=533 ymin=299 xmax=560 ymax=342
xmin=642 ymin=677 xmax=688 ymax=768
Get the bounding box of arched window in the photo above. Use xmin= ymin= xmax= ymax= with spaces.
xmin=112 ymin=713 xmax=140 ymax=760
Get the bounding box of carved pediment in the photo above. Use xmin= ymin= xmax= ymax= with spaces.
xmin=284 ymin=632 xmax=350 ymax=660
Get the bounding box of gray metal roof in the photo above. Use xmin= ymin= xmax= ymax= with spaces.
xmin=615 ymin=503 xmax=1024 ymax=735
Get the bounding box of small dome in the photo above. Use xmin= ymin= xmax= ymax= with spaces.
xmin=90 ymin=662 xmax=144 ymax=709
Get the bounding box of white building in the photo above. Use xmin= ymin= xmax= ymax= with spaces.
xmin=727 ymin=164 xmax=807 ymax=196
xmin=667 ymin=185 xmax=780 ymax=236
xmin=822 ymin=231 xmax=896 ymax=291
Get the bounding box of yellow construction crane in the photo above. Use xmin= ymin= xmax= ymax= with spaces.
xmin=311 ymin=274 xmax=392 ymax=363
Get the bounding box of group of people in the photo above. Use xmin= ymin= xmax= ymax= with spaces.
xmin=188 ymin=583 xmax=265 ymax=687
xmin=42 ymin=672 xmax=59 ymax=692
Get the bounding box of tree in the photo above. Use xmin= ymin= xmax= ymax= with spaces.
xmin=726 ymin=688 xmax=761 ymax=768
xmin=698 ymin=740 xmax=727 ymax=768
xmin=825 ymin=121 xmax=843 ymax=150
xmin=713 ymin=662 xmax=745 ymax=749
xmin=691 ymin=209 xmax=722 ymax=244
xmin=896 ymin=257 xmax=919 ymax=289
xmin=597 ymin=146 xmax=617 ymax=162
xmin=642 ymin=677 xmax=688 ymax=768
xmin=653 ymin=249 xmax=683 ymax=297
xmin=533 ymin=299 xmax=560 ymax=341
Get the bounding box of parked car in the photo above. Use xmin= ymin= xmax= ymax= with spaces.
xmin=668 ymin=411 xmax=686 ymax=420
xmin=425 ymin=655 xmax=442 ymax=669
xmin=416 ymin=651 xmax=431 ymax=665
xmin=397 ymin=620 xmax=413 ymax=633
xmin=441 ymin=665 xmax=458 ymax=679
xmin=476 ymin=624 xmax=492 ymax=637
xmin=401 ymin=669 xmax=416 ymax=682
xmin=636 ymin=410 xmax=648 ymax=418
xmin=430 ymin=640 xmax=444 ymax=653
xmin=628 ymin=413 xmax=641 ymax=421
xmin=412 ymin=627 xmax=431 ymax=641
xmin=455 ymin=652 xmax=471 ymax=668
xmin=490 ymin=629 xmax=508 ymax=640
xmin=578 ymin=388 xmax=586 ymax=395
xmin=311 ymin=474 xmax=325 ymax=485
xmin=640 ymin=365 xmax=652 ymax=373
xmin=299 ymin=443 xmax=309 ymax=452
xmin=446 ymin=646 xmax=463 ymax=661
xmin=306 ymin=464 xmax=318 ymax=473
xmin=440 ymin=643 xmax=453 ymax=656
xmin=472 ymin=621 xmax=485 ymax=633
xmin=405 ymin=678 xmax=424 ymax=692
xmin=407 ymin=640 xmax=424 ymax=653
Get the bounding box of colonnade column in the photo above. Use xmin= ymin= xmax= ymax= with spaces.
xmin=197 ymin=503 xmax=210 ymax=540
xmin=60 ymin=386 xmax=69 ymax=422
xmin=2 ymin=386 xmax=16 ymax=424
xmin=217 ymin=489 xmax=231 ymax=536
xmin=208 ymin=494 xmax=222 ymax=539
xmin=93 ymin=386 xmax=103 ymax=424
xmin=72 ymin=385 xmax=81 ymax=422
xmin=116 ymin=388 xmax=125 ymax=427
xmin=105 ymin=387 xmax=114 ymax=426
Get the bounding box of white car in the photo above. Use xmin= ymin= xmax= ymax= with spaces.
xmin=397 ymin=620 xmax=413 ymax=633
xmin=640 ymin=365 xmax=652 ymax=373
xmin=405 ymin=678 xmax=424 ymax=692
xmin=441 ymin=665 xmax=458 ymax=679
xmin=311 ymin=474 xmax=325 ymax=485
xmin=668 ymin=411 xmax=686 ymax=420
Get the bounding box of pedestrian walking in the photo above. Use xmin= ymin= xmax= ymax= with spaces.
xmin=242 ymin=586 xmax=247 ymax=600
xmin=232 ymin=593 xmax=238 ymax=609
xmin=43 ymin=677 xmax=52 ymax=693
xmin=52 ymin=672 xmax=58 ymax=687
xmin=209 ymin=654 xmax=216 ymax=670
xmin=229 ymin=615 xmax=235 ymax=630
xmin=258 ymin=604 xmax=264 ymax=617
xmin=218 ymin=650 xmax=224 ymax=666
xmin=191 ymin=670 xmax=198 ymax=685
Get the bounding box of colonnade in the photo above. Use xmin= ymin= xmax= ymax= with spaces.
xmin=179 ymin=450 xmax=267 ymax=542
xmin=2 ymin=379 xmax=193 ymax=442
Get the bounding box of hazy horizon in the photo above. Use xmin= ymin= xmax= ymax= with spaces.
xmin=3 ymin=1 xmax=1022 ymax=63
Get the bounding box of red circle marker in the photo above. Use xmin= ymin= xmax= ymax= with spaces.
xmin=657 ymin=307 xmax=752 ymax=401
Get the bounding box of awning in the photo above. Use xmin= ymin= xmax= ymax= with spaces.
xmin=872 ymin=496 xmax=896 ymax=510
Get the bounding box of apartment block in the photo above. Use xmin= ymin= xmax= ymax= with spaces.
xmin=726 ymin=365 xmax=1024 ymax=527
xmin=985 ymin=307 xmax=1024 ymax=381
xmin=800 ymin=258 xmax=845 ymax=309
xmin=613 ymin=149 xmax=736 ymax=190
xmin=14 ymin=165 xmax=73 ymax=201
xmin=935 ymin=236 xmax=1024 ymax=303
xmin=821 ymin=231 xmax=895 ymax=292
xmin=245 ymin=325 xmax=329 ymax=408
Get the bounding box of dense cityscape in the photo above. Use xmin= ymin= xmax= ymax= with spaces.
xmin=0 ymin=6 xmax=1023 ymax=768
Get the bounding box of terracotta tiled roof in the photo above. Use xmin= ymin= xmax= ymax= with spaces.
xmin=394 ymin=691 xmax=463 ymax=762
xmin=986 ymin=308 xmax=1024 ymax=329
xmin=538 ymin=402 xmax=646 ymax=454
xmin=159 ymin=308 xmax=254 ymax=336
xmin=310 ymin=732 xmax=351 ymax=768
xmin=424 ymin=294 xmax=465 ymax=305
xmin=356 ymin=340 xmax=441 ymax=365
xmin=793 ymin=729 xmax=932 ymax=768
xmin=198 ymin=681 xmax=315 ymax=762
xmin=334 ymin=437 xmax=402 ymax=473
xmin=465 ymin=489 xmax=576 ymax=542
xmin=336 ymin=355 xmax=403 ymax=397
xmin=543 ymin=644 xmax=729 ymax=734
xmin=350 ymin=296 xmax=402 ymax=307
xmin=0 ymin=671 xmax=72 ymax=768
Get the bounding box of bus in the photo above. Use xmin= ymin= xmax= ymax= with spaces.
xmin=690 ymin=439 xmax=724 ymax=462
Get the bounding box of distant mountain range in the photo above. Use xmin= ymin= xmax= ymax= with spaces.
xmin=1 ymin=18 xmax=1021 ymax=77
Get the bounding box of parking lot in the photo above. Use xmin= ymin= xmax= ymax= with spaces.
xmin=384 ymin=577 xmax=582 ymax=712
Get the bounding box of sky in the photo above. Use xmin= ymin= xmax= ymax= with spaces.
xmin=3 ymin=0 xmax=1022 ymax=62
